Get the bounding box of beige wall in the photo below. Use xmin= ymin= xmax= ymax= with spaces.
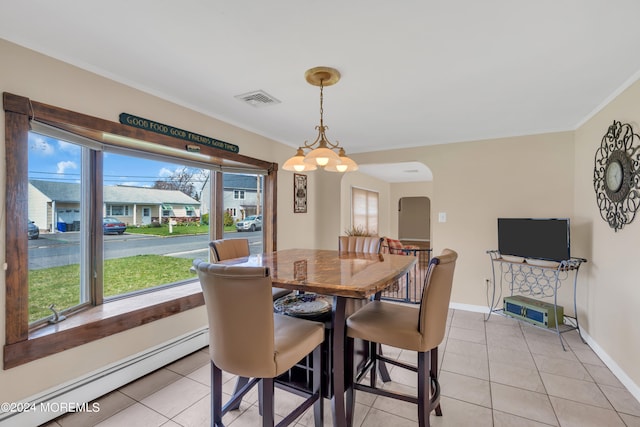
xmin=390 ymin=181 xmax=434 ymax=241
xmin=353 ymin=132 xmax=576 ymax=308
xmin=398 ymin=196 xmax=431 ymax=241
xmin=2 ymin=37 xmax=639 ymax=405
xmin=0 ymin=39 xmax=300 ymax=403
xmin=574 ymin=78 xmax=640 ymax=389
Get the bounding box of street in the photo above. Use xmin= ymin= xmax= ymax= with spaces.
xmin=27 ymin=230 xmax=264 ymax=269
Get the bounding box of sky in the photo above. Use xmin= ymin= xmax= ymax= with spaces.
xmin=28 ymin=131 xmax=209 ymax=190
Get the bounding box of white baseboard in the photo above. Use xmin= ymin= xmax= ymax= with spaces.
xmin=449 ymin=302 xmax=640 ymax=405
xmin=450 ymin=302 xmax=490 ymax=314
xmin=0 ymin=328 xmax=209 ymax=427
xmin=579 ymin=329 xmax=640 ymax=404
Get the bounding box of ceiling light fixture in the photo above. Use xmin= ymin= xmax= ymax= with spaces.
xmin=283 ymin=67 xmax=358 ymax=173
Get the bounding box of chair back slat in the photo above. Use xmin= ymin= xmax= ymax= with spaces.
xmin=338 ymin=236 xmax=383 ymax=254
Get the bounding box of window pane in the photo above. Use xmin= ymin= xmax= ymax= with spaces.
xmin=103 ymin=153 xmax=210 ymax=298
xmin=28 ymin=132 xmax=88 ymax=323
xmin=351 ymin=187 xmax=379 ymax=235
xmin=223 ymin=173 xmax=263 ymax=254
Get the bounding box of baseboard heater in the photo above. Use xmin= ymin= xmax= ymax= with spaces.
xmin=0 ymin=328 xmax=209 ymax=427
xmin=503 ymin=295 xmax=564 ymax=328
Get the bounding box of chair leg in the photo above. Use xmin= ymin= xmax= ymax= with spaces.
xmin=369 ymin=340 xmax=378 ymax=387
xmin=377 ymin=343 xmax=392 ymax=382
xmin=312 ymin=345 xmax=324 ymax=427
xmin=371 ymin=293 xmax=392 ymax=383
xmin=431 ymin=347 xmax=442 ymax=416
xmin=345 ymin=336 xmax=356 ymax=427
xmin=229 ymin=376 xmax=249 ymax=411
xmin=417 ymin=351 xmax=430 ymax=427
xmin=259 ymin=378 xmax=275 ymax=427
xmin=211 ymin=360 xmax=223 ymax=427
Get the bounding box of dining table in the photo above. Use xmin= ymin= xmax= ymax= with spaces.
xmin=218 ymin=248 xmax=417 ymax=427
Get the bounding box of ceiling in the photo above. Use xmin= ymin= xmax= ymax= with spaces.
xmin=2 ymin=1 xmax=640 ymax=182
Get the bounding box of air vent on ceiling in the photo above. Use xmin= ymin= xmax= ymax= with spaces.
xmin=235 ymin=90 xmax=281 ymax=107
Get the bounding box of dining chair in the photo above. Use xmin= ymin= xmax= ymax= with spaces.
xmin=209 ymin=238 xmax=290 ymax=300
xmin=209 ymin=238 xmax=251 ymax=262
xmin=193 ymin=259 xmax=325 ymax=427
xmin=338 ymin=235 xmax=383 ymax=254
xmin=338 ymin=235 xmax=390 ymax=381
xmin=345 ymin=248 xmax=458 ymax=427
xmin=382 ymin=236 xmax=420 ymax=255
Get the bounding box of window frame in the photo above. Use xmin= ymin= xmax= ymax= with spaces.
xmin=107 ymin=204 xmax=130 ymax=216
xmin=3 ymin=92 xmax=279 ymax=368
xmin=351 ymin=186 xmax=379 ymax=235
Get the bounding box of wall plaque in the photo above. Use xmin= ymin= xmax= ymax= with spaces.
xmin=119 ymin=113 xmax=239 ymax=153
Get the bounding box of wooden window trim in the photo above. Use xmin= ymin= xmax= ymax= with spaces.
xmin=3 ymin=92 xmax=278 ymax=368
xmin=4 ymin=283 xmax=204 ymax=369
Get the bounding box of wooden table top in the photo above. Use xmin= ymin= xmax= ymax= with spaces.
xmin=219 ymin=248 xmax=417 ymax=299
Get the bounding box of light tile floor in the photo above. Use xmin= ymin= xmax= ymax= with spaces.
xmin=45 ymin=309 xmax=640 ymax=426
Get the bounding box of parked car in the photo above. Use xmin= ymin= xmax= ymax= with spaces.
xmin=28 ymin=220 xmax=39 ymax=239
xmin=103 ymin=217 xmax=127 ymax=234
xmin=235 ymin=215 xmax=262 ymax=232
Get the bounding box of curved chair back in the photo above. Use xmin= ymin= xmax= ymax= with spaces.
xmin=418 ymin=248 xmax=458 ymax=350
xmin=209 ymin=238 xmax=291 ymax=301
xmin=338 ymin=236 xmax=383 ymax=254
xmin=193 ymin=260 xmax=276 ymax=378
xmin=209 ymin=238 xmax=250 ymax=262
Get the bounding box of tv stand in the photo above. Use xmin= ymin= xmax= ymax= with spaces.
xmin=486 ymin=250 xmax=587 ymax=350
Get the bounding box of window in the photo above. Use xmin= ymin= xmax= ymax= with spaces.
xmin=28 ymin=133 xmax=90 ymax=323
xmin=103 ymin=153 xmax=209 ymax=299
xmin=234 ymin=190 xmax=245 ymax=199
xmin=27 ymin=138 xmax=213 ymax=323
xmin=4 ymin=93 xmax=278 ymax=368
xmin=351 ymin=187 xmax=379 ymax=235
xmin=107 ymin=205 xmax=130 ymax=216
xmin=223 ymin=173 xmax=264 ymax=254
xmin=162 ymin=204 xmax=173 ymax=217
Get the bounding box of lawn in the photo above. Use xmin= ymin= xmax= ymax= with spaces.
xmin=126 ymin=223 xmax=209 ymax=236
xmin=29 ymin=254 xmax=196 ymax=322
xmin=125 ymin=223 xmax=236 ymax=236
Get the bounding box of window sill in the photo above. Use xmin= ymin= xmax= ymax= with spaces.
xmin=3 ymin=282 xmax=204 ymax=369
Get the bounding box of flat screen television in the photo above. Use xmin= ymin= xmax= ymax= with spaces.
xmin=497 ymin=218 xmax=570 ymax=261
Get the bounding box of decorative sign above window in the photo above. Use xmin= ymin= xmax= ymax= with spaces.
xmin=593 ymin=120 xmax=640 ymax=231
xmin=119 ymin=113 xmax=239 ymax=153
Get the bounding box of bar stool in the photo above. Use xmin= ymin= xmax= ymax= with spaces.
xmin=209 ymin=238 xmax=290 ymax=300
xmin=345 ymin=249 xmax=458 ymax=427
xmin=193 ymin=260 xmax=325 ymax=427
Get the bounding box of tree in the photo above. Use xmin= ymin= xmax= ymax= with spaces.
xmin=153 ymin=167 xmax=200 ymax=199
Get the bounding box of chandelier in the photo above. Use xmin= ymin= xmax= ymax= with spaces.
xmin=283 ymin=67 xmax=358 ymax=173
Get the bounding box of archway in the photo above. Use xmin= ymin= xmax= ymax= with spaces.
xmin=398 ymin=196 xmax=431 ymax=249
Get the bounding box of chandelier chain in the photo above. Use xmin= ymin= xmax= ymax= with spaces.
xmin=319 ymin=79 xmax=324 ymax=128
